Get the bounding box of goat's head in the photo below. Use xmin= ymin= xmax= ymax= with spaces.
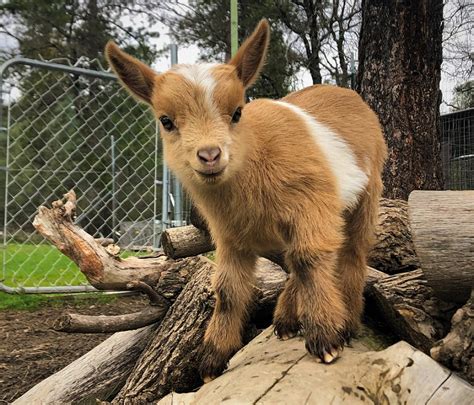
xmin=106 ymin=20 xmax=270 ymax=187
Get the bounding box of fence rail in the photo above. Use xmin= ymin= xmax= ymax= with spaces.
xmin=0 ymin=57 xmax=185 ymax=293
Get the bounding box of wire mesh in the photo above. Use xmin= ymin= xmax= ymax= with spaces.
xmin=0 ymin=57 xmax=168 ymax=292
xmin=441 ymin=108 xmax=474 ymax=190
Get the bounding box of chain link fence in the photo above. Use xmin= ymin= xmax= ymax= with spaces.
xmin=441 ymin=108 xmax=474 ymax=190
xmin=0 ymin=57 xmax=187 ymax=293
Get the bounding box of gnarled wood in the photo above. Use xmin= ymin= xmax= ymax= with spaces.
xmin=431 ymin=290 xmax=474 ymax=384
xmin=409 ymin=190 xmax=474 ymax=303
xmin=32 ymin=190 xmax=171 ymax=291
xmin=367 ymin=269 xmax=457 ymax=354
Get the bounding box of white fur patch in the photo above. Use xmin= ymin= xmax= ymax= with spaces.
xmin=173 ymin=63 xmax=218 ymax=113
xmin=274 ymin=101 xmax=368 ymax=209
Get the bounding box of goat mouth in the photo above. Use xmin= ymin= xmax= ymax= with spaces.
xmin=194 ymin=169 xmax=225 ymax=181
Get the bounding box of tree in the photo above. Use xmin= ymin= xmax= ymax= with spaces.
xmin=357 ymin=0 xmax=444 ymax=200
xmin=277 ymin=0 xmax=360 ymax=87
xmin=160 ymin=0 xmax=299 ymax=99
xmin=451 ymin=80 xmax=474 ymax=110
xmin=0 ymin=0 xmax=162 ymax=239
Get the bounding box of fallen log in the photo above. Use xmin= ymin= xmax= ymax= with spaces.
xmin=366 ymin=269 xmax=457 ymax=354
xmin=113 ymin=256 xmax=288 ymax=404
xmin=162 ymin=199 xmax=419 ymax=274
xmin=13 ymin=325 xmax=158 ymax=405
xmin=53 ymin=306 xmax=167 ymax=333
xmin=158 ymin=328 xmax=474 ymax=404
xmin=431 ymin=290 xmax=474 ymax=384
xmin=409 ymin=190 xmax=474 ymax=303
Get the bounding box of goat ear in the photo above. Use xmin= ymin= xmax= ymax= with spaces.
xmin=229 ymin=19 xmax=270 ymax=88
xmin=105 ymin=41 xmax=156 ymax=104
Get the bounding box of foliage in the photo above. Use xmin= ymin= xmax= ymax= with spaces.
xmin=0 ymin=0 xmax=162 ymax=237
xmin=451 ymin=80 xmax=474 ymax=110
xmin=161 ymin=0 xmax=300 ymax=99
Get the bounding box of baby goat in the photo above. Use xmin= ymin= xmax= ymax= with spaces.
xmin=106 ymin=19 xmax=387 ymax=381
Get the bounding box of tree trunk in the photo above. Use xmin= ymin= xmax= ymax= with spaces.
xmin=357 ymin=0 xmax=444 ymax=200
xmin=408 ymin=190 xmax=474 ymax=303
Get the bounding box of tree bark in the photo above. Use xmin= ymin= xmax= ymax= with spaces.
xmin=113 ymin=257 xmax=288 ymax=404
xmin=366 ymin=269 xmax=457 ymax=354
xmin=357 ymin=0 xmax=444 ymax=199
xmin=13 ymin=325 xmax=158 ymax=405
xmin=408 ymin=190 xmax=474 ymax=303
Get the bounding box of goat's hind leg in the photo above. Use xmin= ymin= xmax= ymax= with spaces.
xmin=284 ymin=213 xmax=348 ymax=363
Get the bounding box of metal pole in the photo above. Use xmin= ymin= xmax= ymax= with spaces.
xmin=153 ymin=121 xmax=159 ymax=248
xmin=110 ymin=135 xmax=117 ymax=239
xmin=231 ymin=0 xmax=238 ymax=57
xmin=0 ymin=74 xmax=9 ymax=283
xmin=169 ymin=44 xmax=183 ymax=226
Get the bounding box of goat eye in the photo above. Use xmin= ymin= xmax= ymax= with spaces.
xmin=231 ymin=107 xmax=242 ymax=124
xmin=159 ymin=116 xmax=175 ymax=131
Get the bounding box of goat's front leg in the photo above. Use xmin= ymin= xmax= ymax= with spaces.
xmin=199 ymin=247 xmax=256 ymax=382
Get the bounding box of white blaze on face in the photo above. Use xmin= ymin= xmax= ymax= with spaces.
xmin=274 ymin=101 xmax=369 ymax=209
xmin=173 ymin=63 xmax=219 ymax=115
xmin=173 ymin=63 xmax=231 ymax=161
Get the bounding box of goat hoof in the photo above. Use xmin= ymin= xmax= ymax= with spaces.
xmin=273 ymin=320 xmax=300 ymax=340
xmin=199 ymin=341 xmax=230 ymax=383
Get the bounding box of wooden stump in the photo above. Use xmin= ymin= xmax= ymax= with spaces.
xmin=409 ymin=190 xmax=474 ymax=303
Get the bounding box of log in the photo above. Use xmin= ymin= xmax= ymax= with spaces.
xmin=409 ymin=190 xmax=474 ymax=303
xmin=32 ymin=190 xmax=172 ymax=292
xmin=162 ymin=199 xmax=419 ymax=274
xmin=431 ymin=290 xmax=474 ymax=384
xmin=161 ymin=225 xmax=213 ymax=259
xmin=13 ymin=325 xmax=158 ymax=405
xmin=158 ymin=328 xmax=474 ymax=404
xmin=113 ymin=256 xmax=288 ymax=404
xmin=366 ymin=269 xmax=458 ymax=354
xmin=53 ymin=306 xmax=167 ymax=333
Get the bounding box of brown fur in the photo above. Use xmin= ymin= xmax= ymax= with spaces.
xmin=106 ymin=19 xmax=387 ymax=381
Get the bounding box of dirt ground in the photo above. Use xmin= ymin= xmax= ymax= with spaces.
xmin=0 ymin=295 xmax=149 ymax=403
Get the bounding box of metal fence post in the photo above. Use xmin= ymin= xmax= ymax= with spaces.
xmin=170 ymin=44 xmax=183 ymax=226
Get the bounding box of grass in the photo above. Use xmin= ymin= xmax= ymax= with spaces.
xmin=0 ymin=243 xmax=140 ymax=310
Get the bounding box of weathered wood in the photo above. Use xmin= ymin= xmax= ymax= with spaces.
xmin=369 ymin=198 xmax=419 ymax=273
xmin=113 ymin=257 xmax=288 ymax=404
xmin=53 ymin=306 xmax=167 ymax=333
xmin=366 ymin=269 xmax=457 ymax=354
xmin=163 ymin=199 xmax=419 ymax=274
xmin=409 ymin=190 xmax=474 ymax=303
xmin=161 ymin=225 xmax=213 ymax=259
xmin=431 ymin=290 xmax=474 ymax=384
xmin=13 ymin=325 xmax=157 ymax=405
xmin=33 ymin=190 xmax=172 ymax=291
xmin=158 ymin=328 xmax=474 ymax=404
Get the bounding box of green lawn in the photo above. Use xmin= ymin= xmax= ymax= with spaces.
xmin=0 ymin=243 xmax=140 ymax=310
xmin=1 ymin=243 xmax=87 ymax=288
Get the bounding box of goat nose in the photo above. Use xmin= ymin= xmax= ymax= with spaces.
xmin=197 ymin=147 xmax=221 ymax=164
